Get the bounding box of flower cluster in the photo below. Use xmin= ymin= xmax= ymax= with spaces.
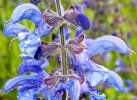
xmin=1 ymin=0 xmax=132 ymax=100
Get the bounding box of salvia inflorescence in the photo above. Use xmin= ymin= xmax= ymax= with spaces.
xmin=1 ymin=0 xmax=133 ymax=100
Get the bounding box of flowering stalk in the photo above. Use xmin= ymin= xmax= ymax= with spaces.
xmin=2 ymin=0 xmax=132 ymax=99
xmin=56 ymin=0 xmax=68 ymax=75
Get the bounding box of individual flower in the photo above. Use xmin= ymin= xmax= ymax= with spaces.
xmin=3 ymin=4 xmax=53 ymax=57
xmin=69 ymin=34 xmax=133 ymax=98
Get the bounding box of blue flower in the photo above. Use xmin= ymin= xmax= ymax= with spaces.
xmin=3 ymin=4 xmax=53 ymax=57
xmin=69 ymin=35 xmax=132 ymax=98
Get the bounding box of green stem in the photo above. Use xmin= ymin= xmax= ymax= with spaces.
xmin=56 ymin=0 xmax=62 ymax=16
xmin=55 ymin=0 xmax=68 ymax=75
xmin=55 ymin=0 xmax=68 ymax=99
xmin=60 ymin=25 xmax=68 ymax=75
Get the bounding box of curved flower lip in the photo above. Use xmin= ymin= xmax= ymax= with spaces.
xmin=85 ymin=60 xmax=124 ymax=92
xmin=18 ymin=63 xmax=49 ymax=78
xmin=19 ymin=54 xmax=49 ymax=69
xmin=2 ymin=75 xmax=43 ymax=92
xmin=89 ymin=90 xmax=106 ymax=100
xmin=3 ymin=22 xmax=30 ymax=37
xmin=75 ymin=27 xmax=83 ymax=37
xmin=105 ymin=71 xmax=124 ymax=92
xmin=10 ymin=4 xmax=43 ymax=27
xmin=86 ymin=35 xmax=131 ymax=58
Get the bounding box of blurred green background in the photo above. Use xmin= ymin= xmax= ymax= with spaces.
xmin=0 ymin=0 xmax=137 ymax=100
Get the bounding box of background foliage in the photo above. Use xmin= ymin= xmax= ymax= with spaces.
xmin=0 ymin=0 xmax=137 ymax=100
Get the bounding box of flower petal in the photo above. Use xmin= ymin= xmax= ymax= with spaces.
xmin=86 ymin=36 xmax=130 ymax=57
xmin=3 ymin=75 xmax=43 ymax=92
xmin=65 ymin=28 xmax=70 ymax=40
xmin=74 ymin=4 xmax=83 ymax=13
xmin=29 ymin=0 xmax=42 ymax=6
xmin=44 ymin=87 xmax=55 ymax=99
xmin=86 ymin=71 xmax=108 ymax=87
xmin=105 ymin=71 xmax=123 ymax=92
xmin=20 ymin=54 xmax=49 ymax=69
xmin=58 ymin=79 xmax=80 ymax=100
xmin=10 ymin=4 xmax=43 ymax=27
xmin=18 ymin=85 xmax=39 ymax=100
xmin=19 ymin=34 xmax=41 ymax=57
xmin=85 ymin=61 xmax=109 ymax=86
xmin=89 ymin=90 xmax=106 ymax=100
xmin=83 ymin=38 xmax=94 ymax=47
xmin=75 ymin=27 xmax=83 ymax=37
xmin=3 ymin=23 xmax=30 ymax=37
xmin=69 ymin=55 xmax=84 ymax=77
xmin=18 ymin=63 xmax=49 ymax=78
xmin=75 ymin=13 xmax=90 ymax=30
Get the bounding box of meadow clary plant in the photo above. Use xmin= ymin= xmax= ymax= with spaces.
xmin=1 ymin=0 xmax=133 ymax=100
